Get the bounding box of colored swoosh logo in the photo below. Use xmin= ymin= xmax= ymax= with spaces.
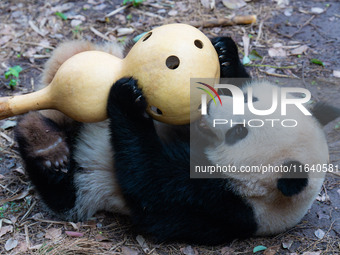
xmin=196 ymin=82 xmax=222 ymax=106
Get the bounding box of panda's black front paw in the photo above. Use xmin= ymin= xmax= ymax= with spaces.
xmin=211 ymin=37 xmax=249 ymax=79
xmin=212 ymin=37 xmax=238 ymax=74
xmin=107 ymin=77 xmax=149 ymax=121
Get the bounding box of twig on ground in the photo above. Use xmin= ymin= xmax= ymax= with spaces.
xmin=246 ymin=64 xmax=297 ymax=69
xmin=0 ymin=131 xmax=15 ymax=146
xmin=255 ymin=19 xmax=264 ymax=46
xmin=19 ymin=200 xmax=37 ymax=223
xmin=0 ymin=183 xmax=15 ymax=195
xmin=24 ymin=224 xmax=31 ymax=249
xmin=134 ymin=9 xmax=164 ymax=20
xmin=28 ymin=21 xmax=47 ymax=37
xmin=90 ymin=27 xmax=111 ymax=41
xmin=105 ymin=4 xmax=130 ymax=18
xmin=284 ymin=15 xmax=316 ymax=39
xmin=259 ymin=69 xmax=297 ymax=78
xmin=18 ymin=41 xmax=54 ymax=50
xmin=190 ymin=15 xmax=257 ymax=28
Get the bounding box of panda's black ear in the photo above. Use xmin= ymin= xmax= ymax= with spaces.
xmin=277 ymin=161 xmax=308 ymax=197
xmin=311 ymin=102 xmax=340 ymax=126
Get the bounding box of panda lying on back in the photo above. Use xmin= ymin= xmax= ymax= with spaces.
xmin=15 ymin=37 xmax=340 ymax=245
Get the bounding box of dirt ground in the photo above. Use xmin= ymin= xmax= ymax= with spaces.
xmin=0 ymin=0 xmax=339 ymax=254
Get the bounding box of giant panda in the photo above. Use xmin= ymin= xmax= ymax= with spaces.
xmin=14 ymin=36 xmax=339 ymax=245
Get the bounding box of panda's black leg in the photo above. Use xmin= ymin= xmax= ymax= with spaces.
xmin=15 ymin=112 xmax=76 ymax=213
xmin=211 ymin=37 xmax=250 ymax=79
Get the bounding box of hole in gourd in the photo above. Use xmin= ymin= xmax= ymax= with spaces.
xmin=151 ymin=106 xmax=163 ymax=115
xmin=194 ymin=39 xmax=203 ymax=49
xmin=166 ymin=56 xmax=180 ymax=70
xmin=143 ymin=32 xmax=152 ymax=41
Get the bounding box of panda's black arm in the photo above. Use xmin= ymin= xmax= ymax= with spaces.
xmin=107 ymin=78 xmax=257 ymax=244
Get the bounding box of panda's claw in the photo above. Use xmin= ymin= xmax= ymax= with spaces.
xmin=60 ymin=168 xmax=68 ymax=173
xmin=135 ymin=95 xmax=143 ymax=103
xmin=45 ymin=160 xmax=52 ymax=168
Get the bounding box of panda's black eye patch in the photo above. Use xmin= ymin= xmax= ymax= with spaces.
xmin=225 ymin=124 xmax=248 ymax=145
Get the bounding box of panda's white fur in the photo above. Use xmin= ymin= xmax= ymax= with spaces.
xmin=72 ymin=121 xmax=129 ymax=219
xmin=201 ymin=81 xmax=327 ymax=235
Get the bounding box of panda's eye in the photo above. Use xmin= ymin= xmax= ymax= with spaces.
xmin=225 ymin=124 xmax=248 ymax=145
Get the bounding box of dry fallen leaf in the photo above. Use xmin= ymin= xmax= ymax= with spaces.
xmin=65 ymin=231 xmax=84 ymax=237
xmin=333 ymin=70 xmax=340 ymax=78
xmin=117 ymin=27 xmax=134 ymax=36
xmin=268 ymin=47 xmax=287 ymax=57
xmin=5 ymin=238 xmax=18 ymax=251
xmin=13 ymin=167 xmax=26 ymax=175
xmin=93 ymin=4 xmax=107 ymax=10
xmin=0 ymin=35 xmax=12 ymax=45
xmin=264 ymin=246 xmax=280 ymax=255
xmin=45 ymin=228 xmax=62 ymax=240
xmin=180 ymin=245 xmax=198 ymax=255
xmin=284 ymin=7 xmax=293 ymax=16
xmin=95 ymin=233 xmax=109 ymax=242
xmin=201 ymin=0 xmax=215 ymax=9
xmin=314 ymin=229 xmax=325 ymax=239
xmin=136 ymin=235 xmax=150 ymax=254
xmin=221 ymin=246 xmax=234 ymax=255
xmin=316 ymin=193 xmax=330 ymax=202
xmin=275 ymin=0 xmax=289 ymax=8
xmin=71 ymin=20 xmax=83 ymax=27
xmin=282 ymin=240 xmax=293 ymax=249
xmin=32 ymin=213 xmax=44 ymax=220
xmin=68 ymin=222 xmax=79 ymax=230
xmin=122 ymin=246 xmax=140 ymax=255
xmin=290 ymin=45 xmax=309 ymax=55
xmin=51 ymin=3 xmax=74 ymax=12
xmin=0 ymin=225 xmax=13 ymax=238
xmin=168 ymin=10 xmax=178 ymax=16
xmin=311 ymin=7 xmax=324 ymax=14
xmin=222 ymin=0 xmax=246 ymax=9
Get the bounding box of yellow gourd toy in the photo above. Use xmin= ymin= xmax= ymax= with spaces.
xmin=0 ymin=24 xmax=220 ymax=125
